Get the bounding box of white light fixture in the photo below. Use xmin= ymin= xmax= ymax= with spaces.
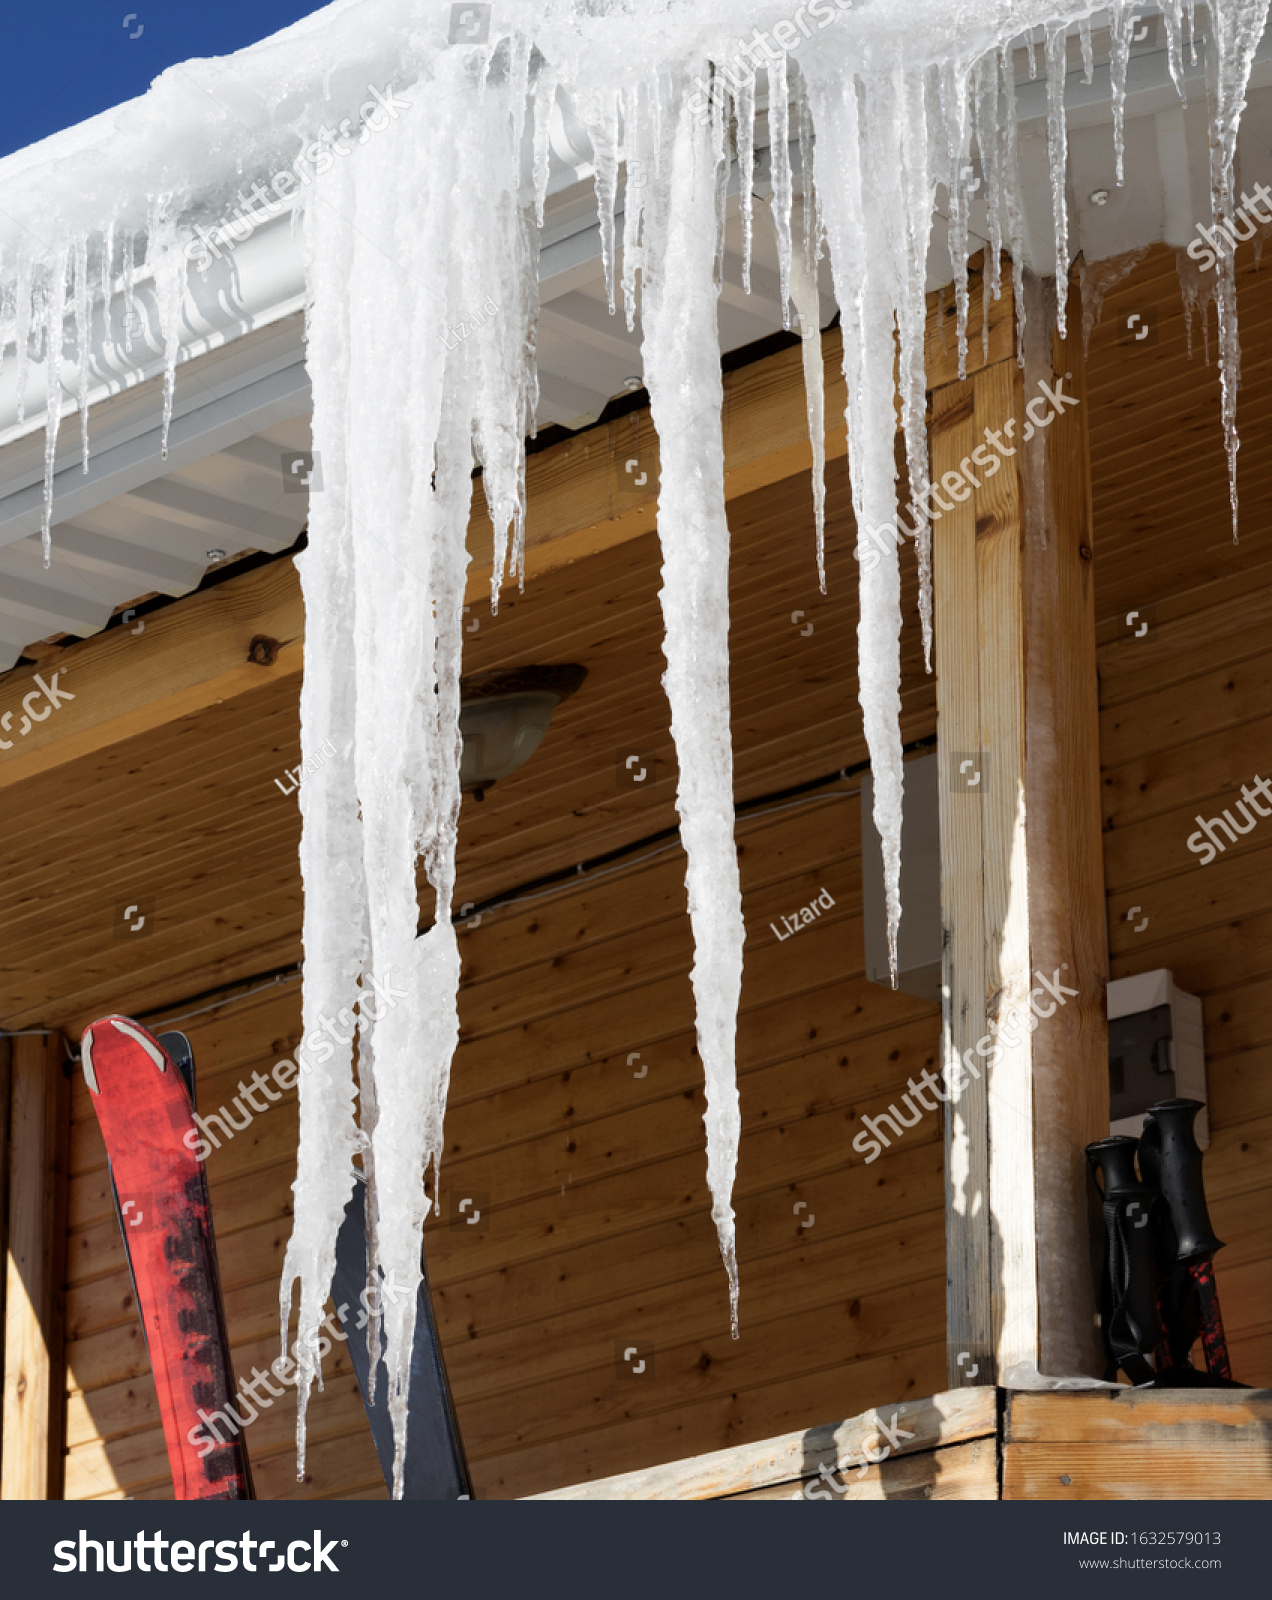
xmin=458 ymin=665 xmax=586 ymax=799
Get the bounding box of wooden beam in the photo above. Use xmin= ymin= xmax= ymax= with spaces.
xmin=526 ymin=1386 xmax=996 ymax=1499
xmin=2 ymin=1032 xmax=69 ymax=1499
xmin=0 ymin=257 xmax=1020 ymax=796
xmin=933 ymin=272 xmax=1108 ymax=1385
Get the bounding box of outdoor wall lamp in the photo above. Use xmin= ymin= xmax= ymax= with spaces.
xmin=458 ymin=664 xmax=586 ymax=799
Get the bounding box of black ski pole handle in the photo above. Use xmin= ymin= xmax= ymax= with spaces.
xmin=1144 ymin=1099 xmax=1224 ymax=1262
xmin=1086 ymin=1134 xmax=1142 ymax=1196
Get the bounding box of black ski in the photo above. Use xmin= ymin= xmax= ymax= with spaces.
xmin=331 ymin=1174 xmax=472 ymax=1499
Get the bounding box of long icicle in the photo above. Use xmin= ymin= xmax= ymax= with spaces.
xmin=637 ymin=70 xmax=744 ymax=1335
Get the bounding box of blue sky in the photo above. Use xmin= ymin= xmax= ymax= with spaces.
xmin=2 ymin=0 xmax=333 ymax=160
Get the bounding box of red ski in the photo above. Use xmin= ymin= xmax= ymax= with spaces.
xmin=81 ymin=1015 xmax=253 ymax=1499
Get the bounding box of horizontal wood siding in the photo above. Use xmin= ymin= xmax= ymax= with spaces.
xmin=1089 ymin=242 xmax=1272 ymax=1389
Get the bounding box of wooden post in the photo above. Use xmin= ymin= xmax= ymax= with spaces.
xmin=2 ymin=1032 xmax=69 ymax=1499
xmin=932 ymin=271 xmax=1108 ymax=1385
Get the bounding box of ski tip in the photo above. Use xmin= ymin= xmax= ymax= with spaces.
xmin=80 ymin=1027 xmax=99 ymax=1095
xmin=111 ymin=1017 xmax=168 ymax=1072
xmin=82 ymin=1015 xmax=171 ymax=1082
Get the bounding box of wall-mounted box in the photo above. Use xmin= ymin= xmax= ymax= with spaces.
xmin=1108 ymin=968 xmax=1208 ymax=1148
xmin=861 ymin=753 xmax=941 ymax=1004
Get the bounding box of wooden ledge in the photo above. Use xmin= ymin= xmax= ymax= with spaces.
xmin=524 ymin=1386 xmax=997 ymax=1500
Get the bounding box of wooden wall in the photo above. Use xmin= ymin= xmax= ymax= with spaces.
xmin=58 ymin=463 xmax=946 ymax=1498
xmin=1089 ymin=242 xmax=1272 ymax=1387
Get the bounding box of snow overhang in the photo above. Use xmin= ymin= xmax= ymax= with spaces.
xmin=0 ymin=5 xmax=1269 ymax=669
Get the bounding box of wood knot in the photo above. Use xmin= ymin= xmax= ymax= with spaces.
xmin=248 ymin=635 xmax=279 ymax=665
xmin=1079 ymin=545 xmax=1093 ymax=562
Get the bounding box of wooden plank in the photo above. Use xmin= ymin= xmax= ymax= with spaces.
xmin=934 ymin=273 xmax=1106 ymax=1385
xmin=931 ymin=357 xmax=993 ymax=1388
xmin=1003 ymin=1443 xmax=1272 ymax=1500
xmin=1025 ymin=280 xmax=1109 ymax=1382
xmin=1005 ymin=1387 xmax=1272 ymax=1444
xmin=0 ymin=560 xmax=303 ymax=794
xmin=730 ymin=1436 xmax=998 ymax=1501
xmin=1002 ymin=1388 xmax=1272 ymax=1500
xmin=1 ymin=1033 xmax=69 ymax=1499
xmin=527 ymin=1385 xmax=994 ymax=1499
xmin=1100 ymin=714 xmax=1272 ymax=834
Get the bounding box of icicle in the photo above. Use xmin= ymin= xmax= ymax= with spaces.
xmin=621 ymin=79 xmax=649 ymax=332
xmin=769 ymin=53 xmax=793 ymax=328
xmin=148 ymin=206 xmax=186 ymax=460
xmin=710 ymin=69 xmax=730 ymax=290
xmin=972 ymin=54 xmax=1004 ymax=368
xmin=584 ymin=88 xmax=621 ymax=314
xmin=100 ymin=219 xmax=116 ymax=350
xmin=14 ymin=253 xmax=33 ymax=426
xmin=638 ymin=73 xmax=743 ymax=1336
xmin=1045 ymin=23 xmax=1070 ymax=339
xmin=736 ymin=71 xmax=756 ymax=295
xmin=795 ymin=68 xmax=818 ymax=274
xmin=282 ymin=153 xmax=366 ymax=1483
xmin=122 ymin=230 xmax=137 ymax=353
xmin=531 ymin=65 xmax=557 ymax=228
xmin=785 ymin=199 xmax=826 ymax=594
xmin=288 ymin=43 xmax=540 ymax=1494
xmin=1026 ymin=28 xmax=1041 ymax=80
xmin=1204 ymin=0 xmax=1272 ymax=539
xmin=998 ymin=41 xmax=1029 ymax=365
xmin=1173 ymin=243 xmax=1217 ymax=363
xmin=1161 ymin=0 xmax=1188 ymax=102
xmin=40 ymin=248 xmax=69 ymax=567
xmin=1079 ymin=16 xmax=1095 ymax=84
xmin=1109 ymin=1 xmax=1132 ymax=187
xmin=73 ymin=237 xmax=92 ymax=473
xmin=804 ymin=60 xmax=906 ymax=985
xmin=894 ymin=63 xmax=936 ymax=668
xmin=938 ymin=59 xmax=972 ymax=378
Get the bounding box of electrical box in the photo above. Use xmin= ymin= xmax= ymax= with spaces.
xmin=1108 ymin=968 xmax=1208 ymax=1148
xmin=861 ymin=752 xmax=941 ymax=1003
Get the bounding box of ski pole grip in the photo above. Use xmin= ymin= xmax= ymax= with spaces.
xmin=1086 ymin=1134 xmax=1142 ymax=1195
xmin=1145 ymin=1098 xmax=1224 ymax=1262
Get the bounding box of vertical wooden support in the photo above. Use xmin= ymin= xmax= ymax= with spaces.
xmin=2 ymin=1033 xmax=69 ymax=1499
xmin=933 ymin=273 xmax=1108 ymax=1385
